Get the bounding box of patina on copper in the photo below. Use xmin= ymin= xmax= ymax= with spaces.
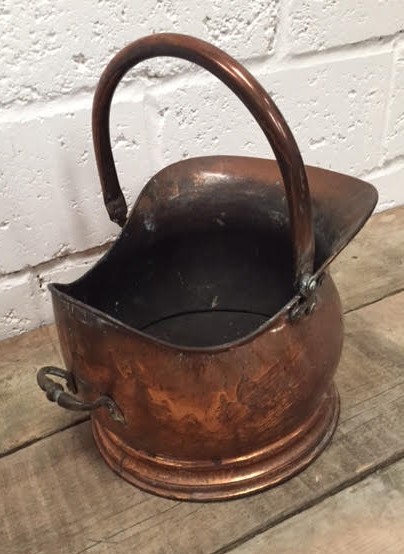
xmin=37 ymin=33 xmax=378 ymax=501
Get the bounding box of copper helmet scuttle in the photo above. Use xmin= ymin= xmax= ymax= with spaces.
xmin=37 ymin=34 xmax=378 ymax=501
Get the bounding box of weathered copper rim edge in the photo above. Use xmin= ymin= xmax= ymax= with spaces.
xmin=48 ymin=156 xmax=377 ymax=353
xmin=49 ymin=280 xmax=296 ymax=353
xmin=48 ymin=269 xmax=339 ymax=355
xmin=92 ymin=385 xmax=339 ymax=501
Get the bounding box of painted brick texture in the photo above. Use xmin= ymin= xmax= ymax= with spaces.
xmin=1 ymin=1 xmax=403 ymax=339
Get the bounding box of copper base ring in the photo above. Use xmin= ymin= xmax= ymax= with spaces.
xmin=92 ymin=384 xmax=339 ymax=501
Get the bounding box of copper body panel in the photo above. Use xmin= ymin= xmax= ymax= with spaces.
xmin=53 ymin=269 xmax=342 ymax=500
xmin=38 ymin=34 xmax=378 ymax=500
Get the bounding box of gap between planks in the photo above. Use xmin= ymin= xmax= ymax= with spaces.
xmin=0 ymin=416 xmax=87 ymax=461
xmin=215 ymin=446 xmax=404 ymax=554
xmin=230 ymin=455 xmax=404 ymax=554
xmin=343 ymin=284 xmax=404 ymax=315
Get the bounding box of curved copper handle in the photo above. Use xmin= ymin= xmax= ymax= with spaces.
xmin=92 ymin=33 xmax=315 ymax=288
xmin=37 ymin=366 xmax=124 ymax=423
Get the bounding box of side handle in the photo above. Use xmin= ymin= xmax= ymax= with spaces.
xmin=37 ymin=366 xmax=124 ymax=423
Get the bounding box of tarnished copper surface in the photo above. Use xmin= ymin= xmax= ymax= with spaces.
xmin=37 ymin=33 xmax=377 ymax=500
xmin=52 ymin=271 xmax=342 ymax=500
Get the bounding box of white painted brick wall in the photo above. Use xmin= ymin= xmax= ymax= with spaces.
xmin=289 ymin=0 xmax=404 ymax=53
xmin=1 ymin=1 xmax=404 ymax=339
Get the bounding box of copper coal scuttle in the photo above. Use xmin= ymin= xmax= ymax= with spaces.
xmin=37 ymin=34 xmax=377 ymax=501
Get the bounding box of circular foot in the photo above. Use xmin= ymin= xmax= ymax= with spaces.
xmin=92 ymin=384 xmax=339 ymax=501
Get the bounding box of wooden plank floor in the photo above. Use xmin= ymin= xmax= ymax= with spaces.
xmin=0 ymin=206 xmax=403 ymax=554
xmin=233 ymin=457 xmax=404 ymax=553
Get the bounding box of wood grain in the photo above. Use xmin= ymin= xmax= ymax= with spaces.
xmin=0 ymin=206 xmax=402 ymax=458
xmin=332 ymin=205 xmax=404 ymax=312
xmin=233 ymin=457 xmax=404 ymax=553
xmin=1 ymin=291 xmax=403 ymax=554
xmin=0 ymin=325 xmax=86 ymax=456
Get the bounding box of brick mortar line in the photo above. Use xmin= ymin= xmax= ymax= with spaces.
xmin=291 ymin=28 xmax=404 ymax=63
xmin=0 ymin=30 xmax=402 ymax=124
xmin=267 ymin=0 xmax=295 ymax=62
xmin=0 ymin=241 xmax=112 ymax=284
xmin=359 ymin=154 xmax=404 ymax=179
xmin=381 ymin=44 xmax=400 ymax=165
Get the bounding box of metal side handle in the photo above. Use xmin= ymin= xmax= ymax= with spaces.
xmin=37 ymin=366 xmax=124 ymax=423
